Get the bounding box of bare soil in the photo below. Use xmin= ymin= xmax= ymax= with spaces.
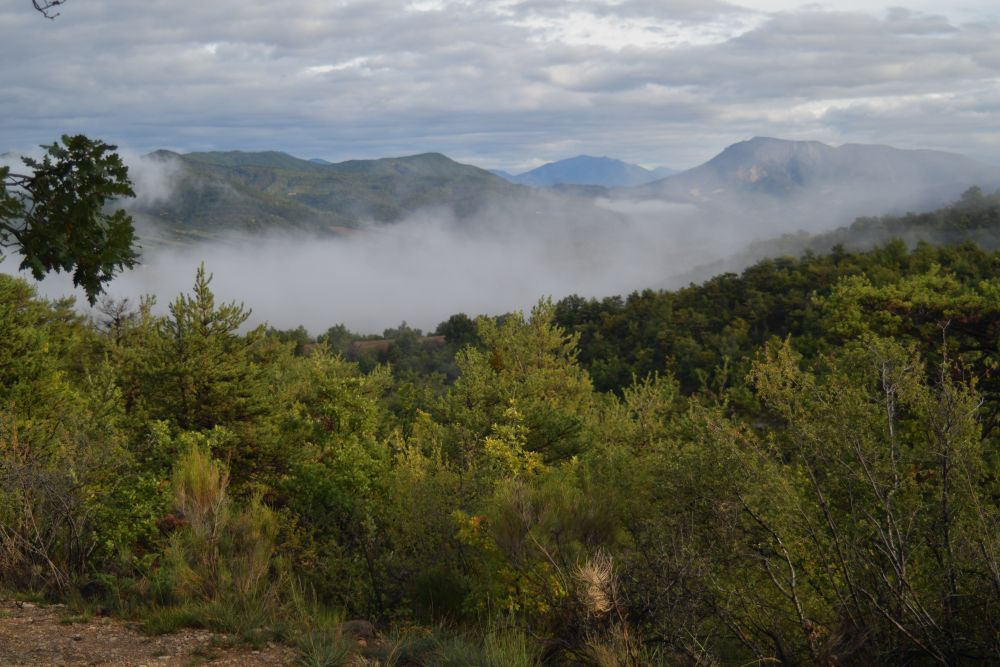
xmin=0 ymin=600 xmax=294 ymax=666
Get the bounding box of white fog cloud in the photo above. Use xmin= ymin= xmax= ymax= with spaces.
xmin=121 ymin=151 xmax=184 ymax=206
xmin=15 ymin=181 xmax=910 ymax=335
xmin=13 ymin=192 xmax=753 ymax=335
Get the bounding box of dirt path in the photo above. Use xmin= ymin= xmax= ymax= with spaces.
xmin=0 ymin=600 xmax=294 ymax=666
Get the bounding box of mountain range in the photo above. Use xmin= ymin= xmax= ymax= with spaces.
xmin=124 ymin=138 xmax=1000 ymax=243
xmin=128 ymin=149 xmax=625 ymax=243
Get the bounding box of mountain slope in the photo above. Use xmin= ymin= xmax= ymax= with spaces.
xmin=129 ymin=150 xmax=527 ymax=240
xmin=636 ymin=136 xmax=999 ymax=203
xmin=625 ymin=136 xmax=1000 ymax=231
xmin=673 ymin=185 xmax=1000 ymax=287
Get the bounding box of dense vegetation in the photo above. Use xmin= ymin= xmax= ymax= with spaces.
xmin=2 ymin=191 xmax=1000 ymax=665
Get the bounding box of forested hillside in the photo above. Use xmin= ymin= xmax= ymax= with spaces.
xmin=678 ymin=185 xmax=1000 ymax=284
xmin=3 ymin=191 xmax=1000 ymax=665
xmin=558 ymin=187 xmax=1000 ymax=404
xmin=130 ymin=150 xmax=532 ymax=241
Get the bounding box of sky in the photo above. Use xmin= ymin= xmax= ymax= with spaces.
xmin=1 ymin=0 xmax=999 ymax=172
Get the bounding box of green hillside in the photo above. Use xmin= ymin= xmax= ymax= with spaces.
xmin=131 ymin=150 xmax=524 ymax=240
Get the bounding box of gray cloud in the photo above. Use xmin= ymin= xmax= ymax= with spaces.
xmin=0 ymin=1 xmax=998 ymax=171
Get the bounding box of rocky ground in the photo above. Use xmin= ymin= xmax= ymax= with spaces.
xmin=0 ymin=600 xmax=295 ymax=666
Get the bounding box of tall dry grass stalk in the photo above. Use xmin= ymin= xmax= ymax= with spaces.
xmin=576 ymin=552 xmax=654 ymax=667
xmin=576 ymin=551 xmax=616 ymax=618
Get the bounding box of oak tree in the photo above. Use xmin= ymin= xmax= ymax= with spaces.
xmin=1 ymin=135 xmax=138 ymax=303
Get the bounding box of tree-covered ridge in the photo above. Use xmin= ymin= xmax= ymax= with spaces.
xmin=308 ymin=187 xmax=1000 ymax=401
xmin=3 ymin=194 xmax=1000 ymax=664
xmin=798 ymin=184 xmax=1000 ymax=250
xmin=131 ymin=150 xmax=527 ymax=240
xmin=681 ymin=185 xmax=1000 ymax=284
xmin=557 ymin=188 xmax=1000 ymax=398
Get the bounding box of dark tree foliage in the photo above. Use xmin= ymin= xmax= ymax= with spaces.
xmin=0 ymin=135 xmax=138 ymax=303
xmin=435 ymin=312 xmax=480 ymax=349
xmin=556 ymin=238 xmax=1000 ymax=401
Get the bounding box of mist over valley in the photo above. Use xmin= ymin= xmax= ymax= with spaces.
xmin=15 ymin=136 xmax=999 ymax=334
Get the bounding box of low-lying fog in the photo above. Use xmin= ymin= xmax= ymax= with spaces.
xmin=14 ymin=199 xmax=741 ymax=334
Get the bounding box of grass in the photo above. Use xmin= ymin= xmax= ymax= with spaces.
xmin=347 ymin=622 xmax=541 ymax=667
xmin=376 ymin=629 xmax=439 ymax=666
xmin=483 ymin=624 xmax=540 ymax=667
xmin=205 ymin=598 xmax=275 ymax=647
xmin=60 ymin=592 xmax=106 ymax=624
xmin=295 ymin=628 xmax=357 ymax=667
xmin=432 ymin=633 xmax=486 ymax=666
xmin=17 ymin=573 xmax=549 ymax=667
xmin=11 ymin=590 xmax=48 ymax=604
xmin=142 ymin=602 xmax=210 ymax=635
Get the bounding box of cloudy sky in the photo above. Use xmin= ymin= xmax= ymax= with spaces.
xmin=2 ymin=0 xmax=999 ymax=172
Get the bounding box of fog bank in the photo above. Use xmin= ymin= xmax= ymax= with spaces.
xmin=13 ymin=196 xmax=774 ymax=334
xmin=9 ymin=163 xmax=967 ymax=334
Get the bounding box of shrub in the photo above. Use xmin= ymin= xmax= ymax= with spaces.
xmin=159 ymin=442 xmax=283 ymax=640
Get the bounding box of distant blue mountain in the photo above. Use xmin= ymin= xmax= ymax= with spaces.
xmin=309 ymin=158 xmax=333 ymax=165
xmin=496 ymin=155 xmax=674 ymax=188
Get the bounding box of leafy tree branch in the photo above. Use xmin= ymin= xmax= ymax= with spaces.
xmin=0 ymin=134 xmax=138 ymax=304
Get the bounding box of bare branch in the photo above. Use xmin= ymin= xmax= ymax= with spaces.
xmin=32 ymin=0 xmax=67 ymax=19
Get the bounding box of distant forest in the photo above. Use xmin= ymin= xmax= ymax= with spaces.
xmin=3 ymin=188 xmax=1000 ymax=664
